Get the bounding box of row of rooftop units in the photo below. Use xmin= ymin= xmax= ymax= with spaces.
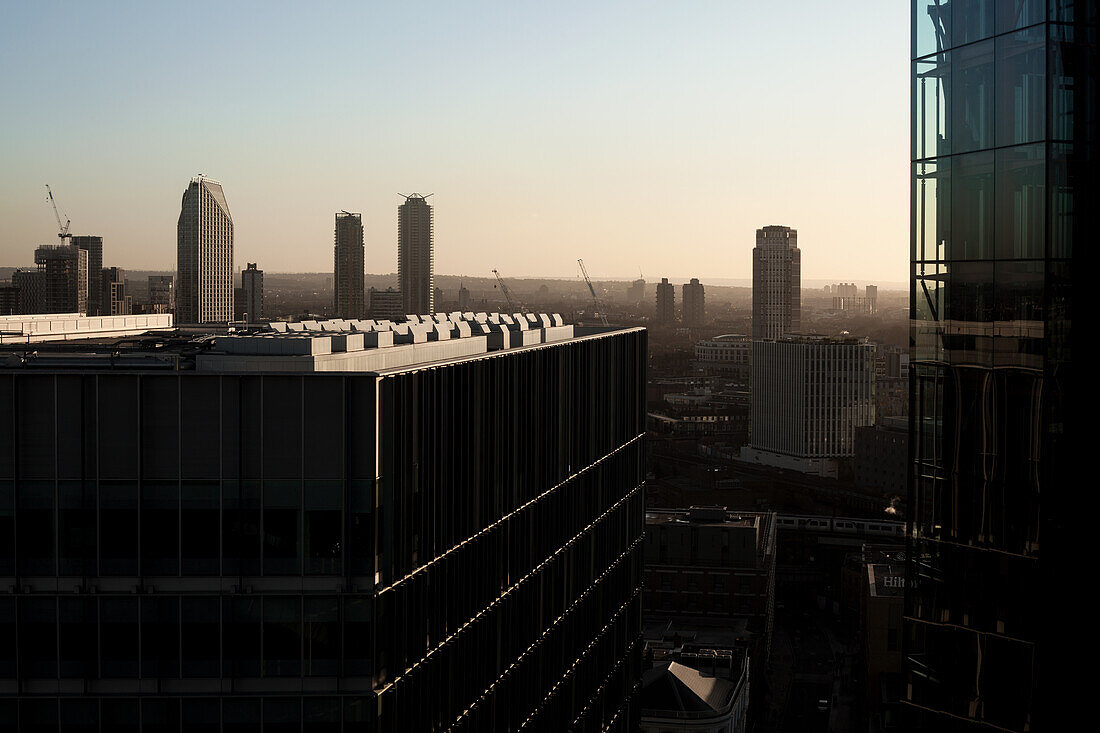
xmin=221 ymin=312 xmax=573 ymax=356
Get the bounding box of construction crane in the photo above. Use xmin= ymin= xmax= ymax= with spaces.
xmin=492 ymin=269 xmax=524 ymax=313
xmin=577 ymin=259 xmax=609 ymax=326
xmin=45 ymin=185 xmax=71 ymax=242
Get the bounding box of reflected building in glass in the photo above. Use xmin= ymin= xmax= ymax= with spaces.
xmin=908 ymin=1 xmax=1094 ymax=730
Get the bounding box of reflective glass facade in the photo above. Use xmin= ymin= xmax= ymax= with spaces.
xmin=908 ymin=1 xmax=1095 ymax=729
xmin=0 ymin=329 xmax=647 ymax=731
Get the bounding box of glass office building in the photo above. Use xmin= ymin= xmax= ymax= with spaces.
xmin=908 ymin=1 xmax=1094 ymax=730
xmin=0 ymin=323 xmax=647 ymax=731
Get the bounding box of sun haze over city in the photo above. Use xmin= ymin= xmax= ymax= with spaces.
xmin=0 ymin=1 xmax=908 ymax=283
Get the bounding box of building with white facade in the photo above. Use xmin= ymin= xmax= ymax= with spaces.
xmin=695 ymin=334 xmax=753 ymax=382
xmin=742 ymin=335 xmax=875 ymax=477
xmin=752 ymin=226 xmax=800 ymax=339
xmin=176 ymin=176 xmax=233 ymax=324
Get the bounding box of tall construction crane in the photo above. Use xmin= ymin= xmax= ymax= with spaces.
xmin=45 ymin=185 xmax=71 ymax=242
xmin=578 ymin=259 xmax=609 ymax=326
xmin=492 ymin=269 xmax=525 ymax=313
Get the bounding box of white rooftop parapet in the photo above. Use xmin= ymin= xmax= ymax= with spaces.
xmin=330 ymin=333 xmax=365 ymax=352
xmin=287 ymin=322 xmax=305 ymax=331
xmin=363 ymin=331 xmax=394 ymax=348
xmin=535 ymin=313 xmax=551 ymax=328
xmin=405 ymin=314 xmax=421 ymax=324
xmin=301 ymin=320 xmax=320 ymax=331
xmin=455 ymin=321 xmax=472 ymax=338
xmin=487 ymin=323 xmax=512 ymax=351
xmin=543 ymin=324 xmax=574 ymax=343
xmin=268 ymin=322 xmax=288 ymax=333
xmin=550 ymin=313 xmax=564 ymax=327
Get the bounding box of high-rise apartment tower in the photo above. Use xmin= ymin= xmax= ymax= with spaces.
xmin=682 ymin=277 xmax=705 ymax=325
xmin=398 ymin=194 xmax=434 ymax=314
xmin=752 ymin=226 xmax=800 ymax=338
xmin=242 ymin=262 xmax=263 ymax=322
xmin=176 ymin=176 xmax=233 ymax=324
xmin=71 ymin=236 xmax=103 ymax=315
xmin=656 ymin=277 xmax=675 ymax=322
xmin=333 ymin=212 xmax=365 ymax=319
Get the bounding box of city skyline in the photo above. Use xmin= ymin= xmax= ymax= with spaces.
xmin=0 ymin=1 xmax=908 ymax=282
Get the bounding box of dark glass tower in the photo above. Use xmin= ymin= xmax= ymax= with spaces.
xmin=907 ymin=1 xmax=1095 ymax=730
xmin=0 ymin=324 xmax=646 ymax=731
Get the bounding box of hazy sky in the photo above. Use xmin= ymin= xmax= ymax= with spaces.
xmin=0 ymin=1 xmax=909 ymax=283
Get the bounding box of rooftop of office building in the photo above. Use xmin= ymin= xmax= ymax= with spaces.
xmin=0 ymin=311 xmax=634 ymax=373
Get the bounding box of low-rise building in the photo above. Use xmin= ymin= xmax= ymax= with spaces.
xmin=645 ymin=507 xmax=775 ymax=669
xmin=854 ymin=416 xmax=908 ymax=496
xmin=641 ymin=646 xmax=750 ymax=733
xmin=695 ymin=334 xmax=752 ymax=382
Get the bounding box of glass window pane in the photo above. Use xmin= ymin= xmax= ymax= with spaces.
xmin=264 ymin=480 xmax=301 ymax=575
xmin=994 ymin=261 xmax=1045 ymax=369
xmin=995 ymin=144 xmax=1045 ymax=259
xmin=224 ymin=597 xmax=261 ymax=678
xmin=20 ymin=597 xmax=56 ymax=677
xmin=304 ymin=697 xmax=340 ymax=733
xmin=17 ymin=480 xmax=54 ymax=575
xmin=913 ymin=52 xmax=950 ymax=159
xmin=953 ymin=0 xmax=996 ymax=46
xmin=142 ymin=480 xmax=179 ymax=576
xmin=952 ymin=39 xmax=994 ymax=153
xmin=141 ymin=699 xmax=180 ymax=733
xmin=223 ymin=698 xmax=261 ymax=733
xmin=996 ymin=27 xmax=1045 ymax=146
xmin=1049 ymin=143 xmax=1076 ymax=259
xmin=100 ymin=597 xmax=139 ymax=677
xmin=182 ymin=698 xmax=220 ymax=733
xmin=58 ymin=481 xmax=94 ymax=576
xmin=0 ymin=598 xmax=15 ymax=678
xmin=997 ymin=0 xmax=1045 ymax=33
xmin=913 ymin=0 xmax=951 ymax=59
xmin=60 ymin=699 xmax=98 ymax=733
xmin=343 ymin=595 xmax=373 ymax=678
xmin=141 ymin=595 xmax=180 ymax=678
xmin=913 ymin=159 xmax=950 ymax=262
xmin=0 ymin=481 xmax=12 ymax=576
xmin=99 ymin=481 xmax=138 ymax=575
xmin=304 ymin=597 xmax=339 ymax=676
xmin=181 ymin=596 xmax=220 ymax=677
xmin=182 ymin=481 xmax=220 ymax=575
xmin=945 ymin=261 xmax=995 ymax=366
xmin=224 ymin=480 xmax=261 ymax=576
xmin=59 ymin=597 xmax=97 ymax=678
xmin=951 ymin=151 xmax=995 ymax=260
xmin=306 ymin=480 xmax=342 ymax=575
xmin=264 ymin=698 xmax=301 ymax=733
xmin=263 ymin=597 xmax=301 ymax=677
xmin=101 ymin=699 xmax=139 ymax=733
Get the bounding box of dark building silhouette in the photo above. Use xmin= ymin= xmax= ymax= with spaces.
xmin=907 ymin=2 xmax=1095 ymax=729
xmin=34 ymin=244 xmax=88 ymax=314
xmin=655 ymin=277 xmax=675 ymax=322
xmin=101 ymin=266 xmax=131 ymax=316
xmin=0 ymin=318 xmax=646 ymax=730
xmin=398 ymin=194 xmax=434 ymax=315
xmin=71 ymin=235 xmax=103 ymax=316
xmin=242 ymin=263 xmax=263 ymax=322
xmin=681 ymin=278 xmax=705 ymax=326
xmin=333 ymin=212 xmax=365 ymax=319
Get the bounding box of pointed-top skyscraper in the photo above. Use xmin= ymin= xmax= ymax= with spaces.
xmin=176 ymin=176 xmax=233 ymax=324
